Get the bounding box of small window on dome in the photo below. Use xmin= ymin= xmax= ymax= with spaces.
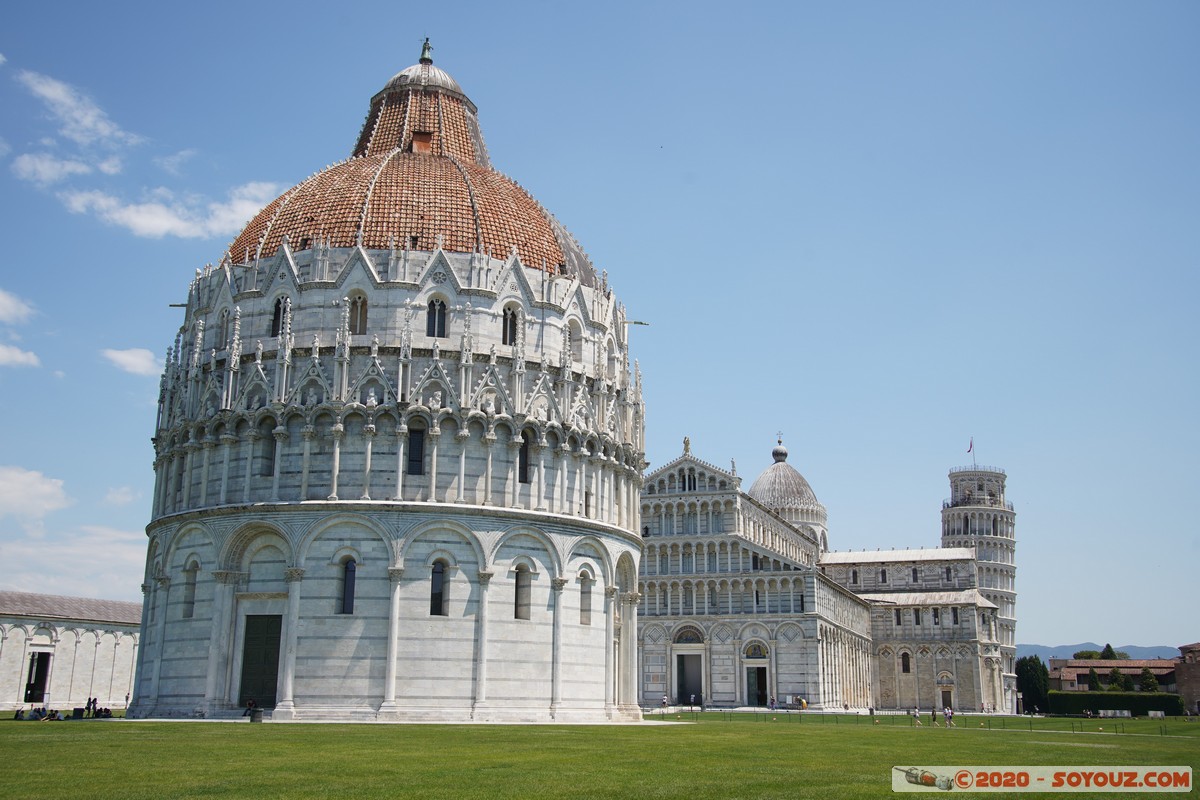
xmin=412 ymin=131 xmax=433 ymax=155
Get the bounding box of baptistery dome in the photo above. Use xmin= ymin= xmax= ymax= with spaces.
xmin=131 ymin=42 xmax=643 ymax=724
xmin=228 ymin=39 xmax=596 ymax=286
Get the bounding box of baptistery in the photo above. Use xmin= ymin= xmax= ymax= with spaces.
xmin=130 ymin=42 xmax=645 ymax=722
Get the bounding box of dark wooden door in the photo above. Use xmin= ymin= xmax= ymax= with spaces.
xmin=239 ymin=615 xmax=281 ymax=709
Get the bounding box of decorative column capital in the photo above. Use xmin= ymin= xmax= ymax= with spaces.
xmin=212 ymin=570 xmax=246 ymax=586
xmin=140 ymin=582 xmax=151 ymax=595
xmin=477 ymin=570 xmax=494 ymax=585
xmin=302 ymin=425 xmax=316 ymax=440
xmin=551 ymin=577 xmax=568 ymax=592
xmin=284 ymin=567 xmax=305 ymax=583
xmin=273 ymin=427 xmax=289 ymax=443
xmin=455 ymin=429 xmax=470 ymax=443
xmin=156 ymin=576 xmax=171 ymax=588
xmin=605 ymin=586 xmax=618 ymax=599
xmin=388 ymin=567 xmax=405 ymax=584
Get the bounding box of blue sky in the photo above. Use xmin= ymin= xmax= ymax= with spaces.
xmin=0 ymin=1 xmax=1195 ymax=648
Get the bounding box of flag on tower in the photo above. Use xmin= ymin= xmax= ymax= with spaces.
xmin=967 ymin=437 xmax=973 ymax=454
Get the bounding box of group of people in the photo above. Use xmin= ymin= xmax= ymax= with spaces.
xmin=911 ymin=707 xmax=956 ymax=727
xmin=11 ymin=698 xmax=113 ymax=721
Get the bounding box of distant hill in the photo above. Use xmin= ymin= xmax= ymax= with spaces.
xmin=1017 ymin=642 xmax=1180 ymax=662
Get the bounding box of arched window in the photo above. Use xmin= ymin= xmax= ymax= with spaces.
xmin=430 ymin=560 xmax=448 ymax=616
xmin=406 ymin=426 xmax=426 ymax=475
xmin=911 ymin=567 xmax=919 ymax=583
xmin=217 ymin=309 xmax=230 ymax=350
xmin=579 ymin=571 xmax=592 ymax=625
xmin=340 ymin=559 xmax=357 ymax=614
xmin=945 ymin=566 xmax=952 ymax=581
xmin=514 ymin=565 xmax=531 ymax=620
xmin=568 ymin=320 xmax=582 ymax=362
xmin=426 ymin=299 xmax=447 ymax=338
xmin=182 ymin=560 xmax=198 ymax=619
xmin=901 ymin=652 xmax=911 ymax=673
xmin=851 ymin=569 xmax=858 ymax=584
xmin=518 ymin=430 xmax=532 ymax=484
xmin=880 ymin=568 xmax=888 ymax=584
xmin=258 ymin=418 xmax=276 ymax=476
xmin=348 ymin=295 xmax=367 ymax=336
xmin=502 ymin=307 xmax=519 ymax=346
xmin=271 ymin=297 xmax=286 ymax=337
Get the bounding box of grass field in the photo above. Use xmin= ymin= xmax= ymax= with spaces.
xmin=2 ymin=713 xmax=1196 ymax=799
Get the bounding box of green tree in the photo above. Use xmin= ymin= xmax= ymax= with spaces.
xmin=1108 ymin=668 xmax=1133 ymax=691
xmin=1100 ymin=643 xmax=1117 ymax=659
xmin=1087 ymin=667 xmax=1103 ymax=691
xmin=1016 ymin=655 xmax=1049 ymax=712
xmin=1074 ymin=649 xmax=1102 ymax=659
xmin=1139 ymin=668 xmax=1159 ymax=693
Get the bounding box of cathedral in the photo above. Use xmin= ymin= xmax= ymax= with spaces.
xmin=638 ymin=440 xmax=1017 ymax=713
xmin=129 ymin=42 xmax=644 ymax=722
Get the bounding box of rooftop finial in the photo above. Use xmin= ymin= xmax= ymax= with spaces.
xmin=420 ymin=37 xmax=434 ymax=65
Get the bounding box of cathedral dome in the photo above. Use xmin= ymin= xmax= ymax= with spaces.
xmin=748 ymin=441 xmax=828 ymax=528
xmin=227 ymin=41 xmax=596 ymax=286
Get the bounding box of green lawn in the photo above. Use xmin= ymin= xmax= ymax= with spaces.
xmin=2 ymin=713 xmax=1196 ymax=799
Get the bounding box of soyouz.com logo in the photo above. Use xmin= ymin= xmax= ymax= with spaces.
xmin=892 ymin=766 xmax=1191 ymax=792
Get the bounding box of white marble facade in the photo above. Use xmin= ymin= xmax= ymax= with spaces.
xmin=637 ymin=444 xmax=873 ymax=709
xmin=131 ymin=50 xmax=645 ymax=722
xmin=639 ymin=444 xmax=1016 ymax=712
xmin=0 ymin=592 xmax=139 ymax=713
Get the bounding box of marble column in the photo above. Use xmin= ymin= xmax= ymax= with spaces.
xmin=550 ymin=577 xmax=566 ymax=715
xmin=299 ymin=425 xmax=315 ymax=500
xmin=270 ymin=426 xmax=287 ymax=501
xmin=361 ymin=423 xmax=376 ymax=500
xmin=272 ymin=567 xmax=305 ymax=719
xmin=394 ymin=425 xmax=407 ymax=500
xmin=455 ymin=429 xmax=469 ymax=503
xmin=378 ymin=567 xmax=405 ymax=715
xmin=219 ymin=433 xmax=237 ymax=504
xmin=604 ymin=586 xmax=616 ymax=715
xmin=327 ymin=423 xmax=344 ymax=501
xmin=204 ymin=571 xmax=241 ymax=714
xmin=472 ymin=571 xmax=493 ymax=716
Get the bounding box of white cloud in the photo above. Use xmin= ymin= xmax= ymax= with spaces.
xmin=103 ymin=486 xmax=139 ymax=507
xmin=16 ymin=69 xmax=141 ymax=147
xmin=0 ymin=525 xmax=145 ymax=602
xmin=11 ymin=151 xmax=92 ymax=186
xmin=0 ymin=466 xmax=70 ymax=522
xmin=154 ymin=148 xmax=196 ymax=176
xmin=0 ymin=343 xmax=40 ymax=367
xmin=61 ymin=181 xmax=278 ymax=239
xmin=97 ymin=155 xmax=123 ymax=175
xmin=0 ymin=53 xmax=6 ymax=66
xmin=101 ymin=347 xmax=161 ymax=376
xmin=0 ymin=137 xmax=10 ymax=159
xmin=0 ymin=288 xmax=34 ymax=324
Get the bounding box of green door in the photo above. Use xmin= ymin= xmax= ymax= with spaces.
xmin=239 ymin=615 xmax=281 ymax=709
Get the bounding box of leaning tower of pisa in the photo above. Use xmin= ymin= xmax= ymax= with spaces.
xmin=941 ymin=466 xmax=1017 ymax=712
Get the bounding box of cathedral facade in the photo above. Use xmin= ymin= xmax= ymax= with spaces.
xmin=130 ymin=43 xmax=644 ymax=722
xmin=638 ymin=442 xmax=1017 ymax=713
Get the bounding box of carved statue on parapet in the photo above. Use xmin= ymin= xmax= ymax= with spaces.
xmin=429 ymin=390 xmax=442 ymax=410
xmin=366 ymin=388 xmax=378 ymax=407
xmin=306 ymin=387 xmax=318 ymax=406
